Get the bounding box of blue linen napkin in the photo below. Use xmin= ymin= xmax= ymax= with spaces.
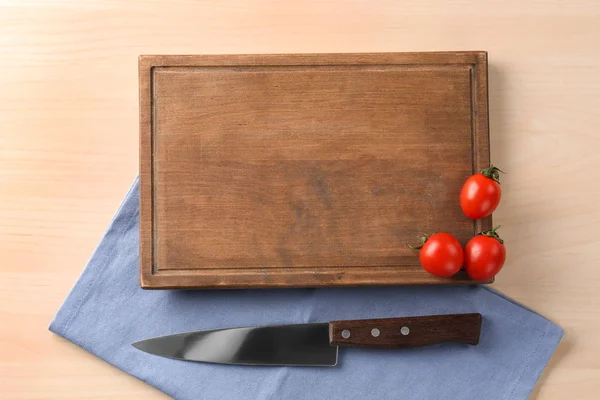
xmin=50 ymin=177 xmax=563 ymax=400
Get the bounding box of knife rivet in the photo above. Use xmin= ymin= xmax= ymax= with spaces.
xmin=341 ymin=329 xmax=351 ymax=339
xmin=371 ymin=328 xmax=380 ymax=337
xmin=401 ymin=326 xmax=410 ymax=336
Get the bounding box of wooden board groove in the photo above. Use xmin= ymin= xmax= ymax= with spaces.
xmin=139 ymin=52 xmax=491 ymax=289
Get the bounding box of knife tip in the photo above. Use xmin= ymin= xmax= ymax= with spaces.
xmin=131 ymin=341 xmax=146 ymax=351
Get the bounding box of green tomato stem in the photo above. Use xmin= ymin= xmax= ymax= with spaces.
xmin=408 ymin=233 xmax=430 ymax=250
xmin=480 ymin=225 xmax=504 ymax=244
xmin=481 ymin=165 xmax=505 ymax=184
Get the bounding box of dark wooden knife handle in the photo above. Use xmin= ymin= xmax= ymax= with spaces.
xmin=329 ymin=313 xmax=482 ymax=349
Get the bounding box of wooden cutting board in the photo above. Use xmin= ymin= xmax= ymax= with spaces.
xmin=139 ymin=52 xmax=491 ymax=289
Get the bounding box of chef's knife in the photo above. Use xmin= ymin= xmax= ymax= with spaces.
xmin=132 ymin=313 xmax=482 ymax=366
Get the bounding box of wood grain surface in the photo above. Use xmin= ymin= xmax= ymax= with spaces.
xmin=140 ymin=52 xmax=490 ymax=288
xmin=1 ymin=0 xmax=599 ymax=399
xmin=330 ymin=313 xmax=482 ymax=348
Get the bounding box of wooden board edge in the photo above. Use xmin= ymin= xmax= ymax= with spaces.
xmin=140 ymin=266 xmax=492 ymax=290
xmin=139 ymin=55 xmax=154 ymax=289
xmin=472 ymin=51 xmax=493 ymax=235
xmin=137 ymin=51 xmax=486 ymax=68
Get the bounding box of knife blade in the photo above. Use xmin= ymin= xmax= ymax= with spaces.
xmin=132 ymin=313 xmax=482 ymax=367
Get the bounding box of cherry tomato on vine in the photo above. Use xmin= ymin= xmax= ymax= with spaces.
xmin=410 ymin=232 xmax=464 ymax=278
xmin=465 ymin=226 xmax=506 ymax=281
xmin=460 ymin=165 xmax=504 ymax=220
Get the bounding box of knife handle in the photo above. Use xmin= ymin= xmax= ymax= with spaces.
xmin=329 ymin=313 xmax=482 ymax=349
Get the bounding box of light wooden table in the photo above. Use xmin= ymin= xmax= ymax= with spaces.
xmin=1 ymin=1 xmax=598 ymax=398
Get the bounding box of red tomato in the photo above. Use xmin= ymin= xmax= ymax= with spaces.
xmin=465 ymin=227 xmax=506 ymax=281
xmin=460 ymin=166 xmax=503 ymax=220
xmin=412 ymin=232 xmax=464 ymax=278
